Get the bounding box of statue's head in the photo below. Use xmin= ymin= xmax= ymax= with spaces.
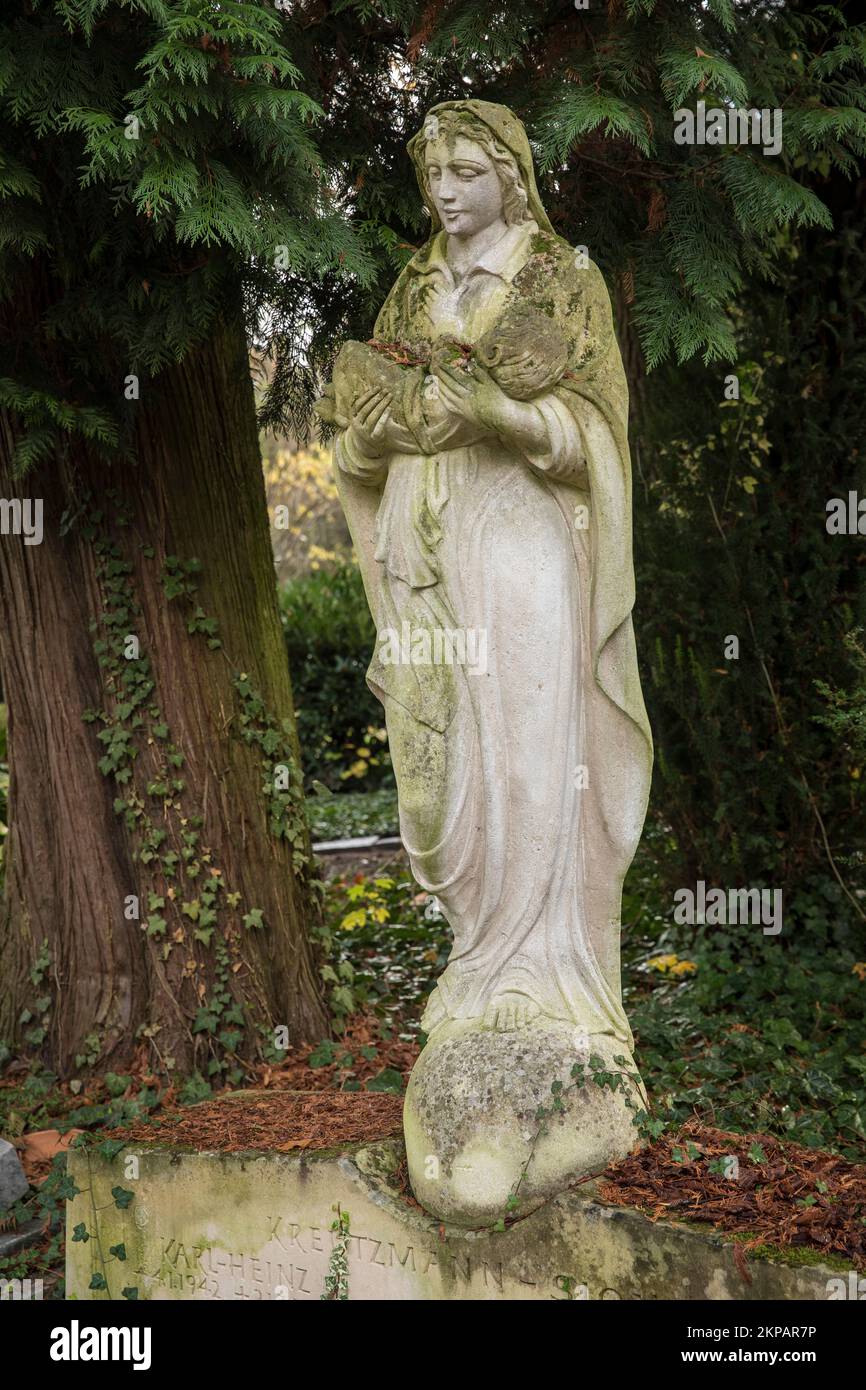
xmin=415 ymin=109 xmax=529 ymax=235
xmin=410 ymin=103 xmax=546 ymax=237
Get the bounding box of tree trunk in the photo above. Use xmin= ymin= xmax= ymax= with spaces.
xmin=0 ymin=319 xmax=328 ymax=1078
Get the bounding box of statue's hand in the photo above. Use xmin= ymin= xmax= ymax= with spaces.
xmin=487 ymin=351 xmax=544 ymax=399
xmin=434 ymin=360 xmax=551 ymax=458
xmin=347 ymin=387 xmax=395 ymax=458
xmin=433 ymin=361 xmax=518 ymax=437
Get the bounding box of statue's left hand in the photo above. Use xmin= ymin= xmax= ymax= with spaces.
xmin=433 ymin=361 xmax=515 ymax=435
xmin=434 ymin=361 xmax=548 ymax=456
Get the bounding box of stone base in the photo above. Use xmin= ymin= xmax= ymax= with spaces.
xmin=404 ymin=1023 xmax=642 ymax=1224
xmin=65 ymin=1124 xmax=848 ymax=1301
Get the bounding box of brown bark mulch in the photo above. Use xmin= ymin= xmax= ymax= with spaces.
xmin=246 ymin=1015 xmax=419 ymax=1094
xmin=106 ymin=1089 xmax=404 ymax=1153
xmin=598 ymin=1119 xmax=866 ymax=1272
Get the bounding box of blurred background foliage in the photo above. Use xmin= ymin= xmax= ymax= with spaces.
xmin=278 ymin=563 xmax=393 ymax=793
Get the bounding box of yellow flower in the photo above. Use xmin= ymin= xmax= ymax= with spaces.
xmin=340 ymin=760 xmax=370 ymax=780
xmin=852 ymin=962 xmax=866 ymax=982
xmin=647 ymin=953 xmax=697 ymax=977
xmin=670 ymin=959 xmax=698 ymax=976
xmin=340 ymin=909 xmax=367 ymax=931
xmin=647 ymin=953 xmax=679 ymax=974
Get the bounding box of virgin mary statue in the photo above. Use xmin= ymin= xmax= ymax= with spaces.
xmin=318 ymin=100 xmax=653 ymax=1224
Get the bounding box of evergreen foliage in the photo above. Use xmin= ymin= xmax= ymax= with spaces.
xmin=259 ymin=0 xmax=866 ymax=426
xmin=0 ymin=0 xmax=373 ymax=469
xmin=4 ymin=2 xmax=866 ymax=447
xmin=636 ymin=181 xmax=866 ymax=900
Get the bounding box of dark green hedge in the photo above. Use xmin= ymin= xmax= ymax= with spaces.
xmin=281 ymin=565 xmax=392 ymax=792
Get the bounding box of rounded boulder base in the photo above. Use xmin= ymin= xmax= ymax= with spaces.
xmin=404 ymin=1020 xmax=645 ymax=1226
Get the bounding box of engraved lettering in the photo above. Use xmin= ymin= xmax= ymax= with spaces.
xmin=391 ymin=1242 xmax=416 ymax=1271
xmin=483 ymin=1262 xmax=504 ymax=1291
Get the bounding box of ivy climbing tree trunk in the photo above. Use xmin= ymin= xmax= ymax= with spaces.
xmin=0 ymin=318 xmax=328 ymax=1078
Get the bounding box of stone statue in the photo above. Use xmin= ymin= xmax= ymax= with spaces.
xmin=317 ymin=100 xmax=653 ymax=1224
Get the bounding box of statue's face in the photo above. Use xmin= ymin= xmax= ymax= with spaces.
xmin=423 ymin=135 xmax=505 ymax=236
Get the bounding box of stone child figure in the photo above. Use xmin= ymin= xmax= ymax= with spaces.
xmin=317 ymin=101 xmax=653 ymax=1224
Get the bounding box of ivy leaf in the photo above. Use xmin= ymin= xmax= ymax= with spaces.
xmin=98 ymin=1138 xmax=128 ymax=1161
xmin=53 ymin=1173 xmax=82 ymax=1201
xmin=308 ymin=1039 xmax=337 ymax=1068
xmin=365 ymin=1068 xmax=404 ymax=1094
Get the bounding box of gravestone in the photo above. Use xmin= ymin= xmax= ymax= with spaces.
xmin=0 ymin=1136 xmax=28 ymax=1211
xmin=65 ymin=1126 xmax=843 ymax=1302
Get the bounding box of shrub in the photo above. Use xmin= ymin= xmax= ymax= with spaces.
xmin=280 ymin=564 xmax=393 ymax=791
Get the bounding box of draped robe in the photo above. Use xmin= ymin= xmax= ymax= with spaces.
xmin=330 ymin=103 xmax=653 ymax=1047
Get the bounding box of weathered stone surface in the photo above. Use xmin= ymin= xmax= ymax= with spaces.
xmin=0 ymin=1217 xmax=43 ymax=1258
xmin=0 ymin=1137 xmax=28 ymax=1211
xmin=317 ymin=99 xmax=655 ymax=1219
xmin=66 ymin=1135 xmax=843 ymax=1301
xmin=404 ymin=1024 xmax=640 ymax=1224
